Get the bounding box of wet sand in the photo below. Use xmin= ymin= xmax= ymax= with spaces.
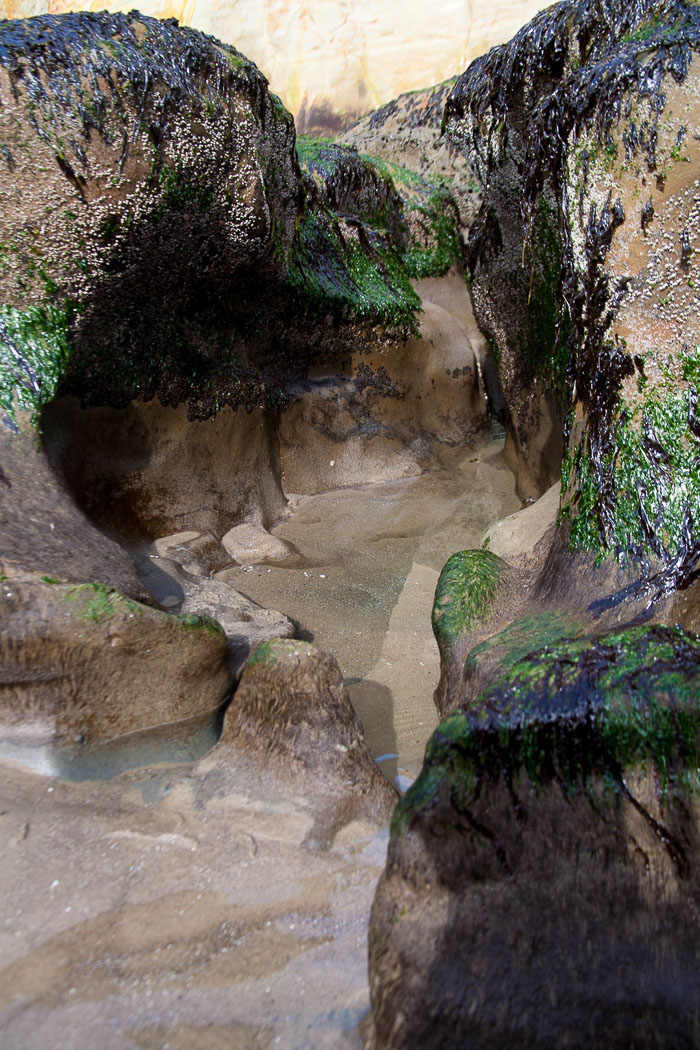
xmin=229 ymin=426 xmax=521 ymax=788
xmin=0 ymin=429 xmax=520 ymax=1050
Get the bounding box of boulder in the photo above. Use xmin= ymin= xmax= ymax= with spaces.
xmin=337 ymin=79 xmax=481 ymax=233
xmin=0 ymin=576 xmax=230 ymax=773
xmin=132 ymin=542 xmax=294 ymax=673
xmin=369 ymin=624 xmax=700 ymax=1049
xmin=218 ymin=639 xmax=397 ymax=838
xmin=445 ymin=0 xmax=700 ymax=576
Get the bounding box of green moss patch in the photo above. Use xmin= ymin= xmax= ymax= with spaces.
xmin=0 ymin=301 xmax=74 ymax=425
xmin=61 ymin=583 xmax=139 ymax=623
xmin=285 ymin=207 xmax=421 ymax=332
xmin=563 ymin=345 xmax=700 ymax=570
xmin=465 ymin=611 xmax=584 ymax=676
xmin=394 ymin=624 xmax=700 ymax=835
xmin=432 ymin=550 xmax=507 ymax=654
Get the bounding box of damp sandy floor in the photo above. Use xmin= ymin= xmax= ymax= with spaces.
xmin=229 ymin=425 xmax=521 ymax=790
xmin=0 ymin=427 xmax=520 ymax=1050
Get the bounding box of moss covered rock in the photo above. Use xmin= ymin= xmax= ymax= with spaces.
xmin=0 ymin=11 xmax=426 ymax=430
xmin=369 ymin=623 xmax=700 ymax=1049
xmin=445 ymin=0 xmax=700 ymax=576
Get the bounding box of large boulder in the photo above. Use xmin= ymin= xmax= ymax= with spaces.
xmin=369 ymin=624 xmax=700 ymax=1049
xmin=218 ymin=639 xmax=397 ymax=841
xmin=445 ymin=0 xmax=700 ymax=529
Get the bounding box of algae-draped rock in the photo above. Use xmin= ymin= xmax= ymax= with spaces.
xmin=0 ymin=10 xmax=425 ymax=430
xmin=369 ymin=624 xmax=700 ymax=1050
xmin=445 ymin=0 xmax=700 ymax=560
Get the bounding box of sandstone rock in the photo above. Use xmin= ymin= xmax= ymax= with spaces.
xmin=0 ymin=11 xmax=424 ymax=440
xmin=279 ymin=296 xmax=486 ymax=493
xmin=445 ymin=0 xmax=700 ymax=593
xmin=43 ymin=398 xmax=287 ymax=542
xmin=0 ymin=576 xmax=230 ymax=772
xmin=481 ymin=481 xmax=559 ymax=567
xmin=369 ymin=624 xmax=700 ymax=1050
xmin=152 ymin=530 xmax=232 ymax=577
xmin=220 ymin=523 xmax=294 ymax=566
xmin=218 ymin=639 xmax=397 ymax=836
xmin=133 ymin=537 xmax=294 ymax=673
xmin=0 ymin=426 xmax=146 ymax=599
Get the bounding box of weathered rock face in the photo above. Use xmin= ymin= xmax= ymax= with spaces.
xmin=0 ymin=575 xmax=230 ymax=772
xmin=280 ymin=298 xmax=486 ymax=493
xmin=370 ymin=3 xmax=700 ymax=1043
xmin=218 ymin=639 xmax=397 ymax=838
xmin=369 ymin=624 xmax=700 ymax=1050
xmin=43 ymin=398 xmax=287 ymax=541
xmin=0 ymin=425 xmax=146 ymax=597
xmin=337 ymin=79 xmax=482 ymax=234
xmin=445 ymin=0 xmax=700 ymax=558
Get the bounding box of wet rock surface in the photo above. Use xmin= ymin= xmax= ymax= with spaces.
xmin=369 ymin=2 xmax=700 ymax=1045
xmin=220 ymin=639 xmax=397 ymax=839
xmin=369 ymin=625 xmax=700 ymax=1050
xmin=0 ymin=575 xmax=230 ymax=773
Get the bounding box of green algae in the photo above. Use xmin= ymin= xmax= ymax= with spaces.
xmin=0 ymin=301 xmax=74 ymax=425
xmin=368 ymin=157 xmax=463 ymax=279
xmin=465 ymin=611 xmax=584 ymax=676
xmin=431 ymin=550 xmax=506 ymax=654
xmin=245 ymin=640 xmax=279 ymax=669
xmin=61 ymin=583 xmax=136 ymax=623
xmin=176 ymin=611 xmax=224 ymax=636
xmin=564 ymin=344 xmax=700 ymax=571
xmin=245 ymin=638 xmax=312 ymax=669
xmin=284 ymin=208 xmax=421 ymax=333
xmin=393 ymin=623 xmax=700 ymax=835
xmin=62 ymin=582 xmax=223 ymax=635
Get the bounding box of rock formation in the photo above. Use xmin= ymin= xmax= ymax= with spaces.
xmin=370 ymin=624 xmax=700 ymax=1049
xmin=218 ymin=638 xmax=397 ymax=841
xmin=3 ymin=0 xmax=552 ymax=136
xmin=369 ymin=2 xmax=700 ymax=1044
xmin=0 ymin=10 xmax=457 ymax=775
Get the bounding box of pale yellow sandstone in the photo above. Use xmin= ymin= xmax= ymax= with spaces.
xmin=3 ymin=0 xmax=548 ymax=130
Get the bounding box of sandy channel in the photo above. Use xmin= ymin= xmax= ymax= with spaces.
xmin=0 ymin=428 xmax=519 ymax=1050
